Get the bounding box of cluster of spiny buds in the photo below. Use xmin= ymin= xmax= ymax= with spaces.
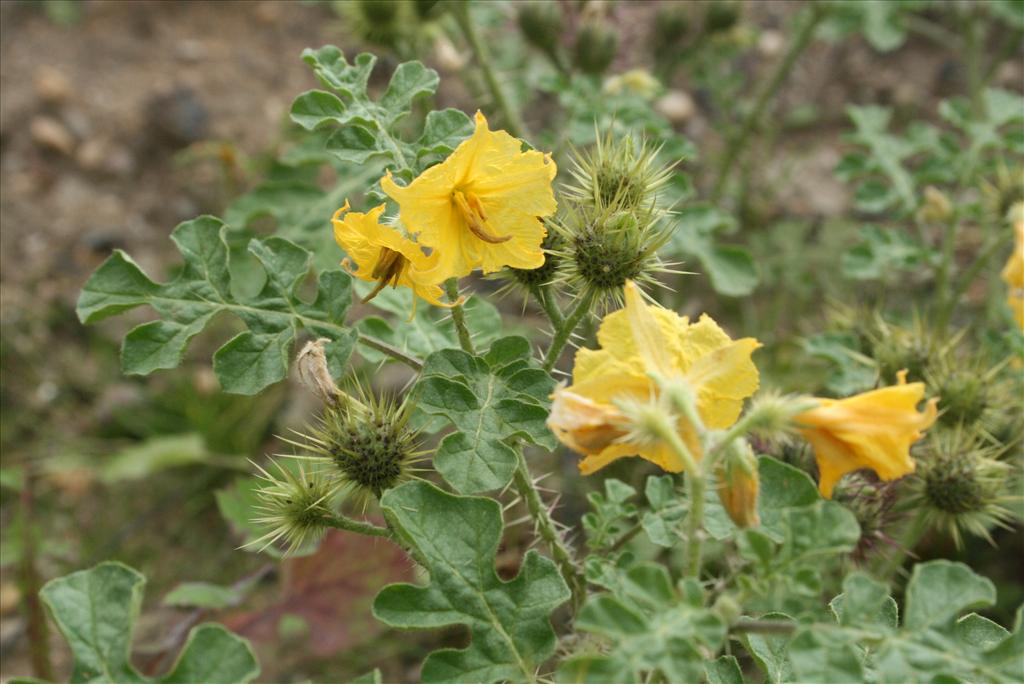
xmin=247 ymin=341 xmax=424 ymax=554
xmin=548 ymin=132 xmax=677 ymax=308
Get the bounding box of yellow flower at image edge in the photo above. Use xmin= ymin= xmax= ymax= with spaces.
xmin=381 ymin=111 xmax=557 ymax=279
xmin=1000 ymin=209 xmax=1024 ymax=330
xmin=548 ymin=281 xmax=761 ymax=475
xmin=331 ymin=201 xmax=451 ymax=312
xmin=796 ymin=371 xmax=938 ymax=498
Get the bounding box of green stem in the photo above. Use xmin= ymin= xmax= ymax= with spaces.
xmin=357 ymin=333 xmax=424 ymax=371
xmin=608 ymin=522 xmax=643 ymax=553
xmin=543 ymin=292 xmax=594 ymax=371
xmin=710 ymin=4 xmax=824 ymax=202
xmin=933 ymin=214 xmax=960 ymax=330
xmin=452 ymin=4 xmax=530 ymax=140
xmin=512 ymin=449 xmax=585 ymax=609
xmin=531 ymin=283 xmax=565 ymax=329
xmin=324 ymin=514 xmax=392 ymax=539
xmin=878 ymin=508 xmax=930 ymax=582
xmin=964 ymin=7 xmax=987 ymax=119
xmin=445 ymin=279 xmax=475 ymax=354
xmin=936 ymin=231 xmax=1010 ymax=331
xmin=653 ymin=421 xmax=705 ymax=577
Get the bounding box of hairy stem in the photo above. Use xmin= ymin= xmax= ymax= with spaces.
xmin=512 ymin=449 xmax=585 ymax=609
xmin=357 ymin=333 xmax=424 ymax=371
xmin=653 ymin=421 xmax=705 ymax=577
xmin=710 ymin=4 xmax=824 ymax=202
xmin=445 ymin=279 xmax=475 ymax=354
xmin=543 ymin=292 xmax=594 ymax=371
xmin=936 ymin=230 xmax=1010 ymax=330
xmin=531 ymin=284 xmax=566 ymax=330
xmin=933 ymin=213 xmax=961 ymax=330
xmin=452 ymin=4 xmax=529 ymax=140
xmin=324 ymin=514 xmax=393 ymax=538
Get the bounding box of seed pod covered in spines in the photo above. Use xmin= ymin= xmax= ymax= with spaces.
xmin=910 ymin=430 xmax=1019 ymax=548
xmin=867 ymin=314 xmax=938 ymax=385
xmin=290 ymin=384 xmax=425 ymax=501
xmin=247 ymin=460 xmax=337 ymax=556
xmin=340 ymin=0 xmax=416 ymax=51
xmin=493 ymin=231 xmax=563 ymax=301
xmin=928 ymin=360 xmax=993 ymax=429
xmin=703 ymin=0 xmax=740 ymax=35
xmin=574 ymin=20 xmax=618 ymax=75
xmin=564 ymin=132 xmax=674 ymax=213
xmin=831 ymin=474 xmax=899 ymax=564
xmin=552 ymin=202 xmax=675 ymax=309
xmin=517 ymin=1 xmax=564 ymax=58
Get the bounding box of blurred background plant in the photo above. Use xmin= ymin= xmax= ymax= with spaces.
xmin=1 ymin=0 xmax=1022 ymax=681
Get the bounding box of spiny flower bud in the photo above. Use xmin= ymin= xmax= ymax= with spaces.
xmin=517 ymin=2 xmax=564 ymax=57
xmin=573 ymin=20 xmax=618 ymax=75
xmin=981 ymin=163 xmax=1024 ymax=224
xmin=651 ymin=3 xmax=690 ymax=63
xmin=912 ymin=431 xmax=1019 ymax=548
xmin=565 ymin=132 xmax=674 ymax=212
xmin=715 ymin=440 xmax=760 ymax=528
xmin=342 ymin=0 xmax=415 ymax=50
xmin=831 ymin=474 xmax=898 ymax=564
xmin=289 ymin=385 xmax=424 ymax=500
xmin=704 ymin=1 xmax=740 ymax=35
xmin=868 ymin=316 xmax=937 ymax=385
xmin=247 ymin=460 xmax=335 ymax=555
xmin=934 ymin=368 xmax=990 ymax=427
xmin=500 ymin=232 xmax=562 ymax=293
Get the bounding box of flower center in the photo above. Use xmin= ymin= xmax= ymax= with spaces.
xmin=362 ymin=247 xmax=408 ymax=303
xmin=452 ymin=190 xmax=510 ymax=244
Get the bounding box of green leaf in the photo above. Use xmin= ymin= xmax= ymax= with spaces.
xmin=843 ymin=105 xmax=918 ymax=214
xmin=40 ymin=562 xmax=146 ymax=683
xmin=325 ymin=124 xmax=391 ymax=164
xmin=841 ymin=224 xmax=935 ymax=281
xmin=415 ymin=340 xmax=555 ymax=493
xmin=668 ymin=205 xmax=759 ymax=297
xmin=290 ymin=89 xmax=347 ymax=130
xmin=829 ymin=572 xmax=898 ymax=630
xmin=418 ymin=109 xmax=474 ymax=157
xmin=40 ymin=562 xmax=259 ymax=684
xmin=163 ymin=582 xmax=243 ymax=610
xmin=788 ymin=630 xmax=864 ymax=683
xmin=373 ymin=481 xmax=570 ymax=683
xmin=740 ymin=612 xmax=795 ymax=684
xmin=641 ymin=475 xmax=685 ymax=547
xmin=570 ymin=563 xmax=726 ymax=683
xmin=956 ymin=613 xmax=1011 ymax=650
xmin=904 ymin=560 xmax=996 ymax=630
xmin=349 ymin=670 xmax=383 ymax=684
xmin=801 ymin=332 xmax=878 ymax=396
xmin=705 ymin=655 xmax=745 ymax=684
xmin=159 ymin=624 xmax=259 ymax=684
xmin=583 ymin=479 xmax=638 ymax=551
xmin=355 ymin=286 xmax=503 ymax=364
xmin=380 ymin=61 xmax=440 ymax=120
xmin=77 ymin=216 xmax=355 ymax=395
xmin=100 ymin=433 xmax=210 ymax=483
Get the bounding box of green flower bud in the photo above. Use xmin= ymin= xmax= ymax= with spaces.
xmin=517 ymin=1 xmax=564 ymax=55
xmin=574 ymin=21 xmax=618 ymax=75
xmin=651 ymin=3 xmax=690 ymax=62
xmin=247 ymin=460 xmax=336 ymax=555
xmin=704 ymin=1 xmax=740 ymax=35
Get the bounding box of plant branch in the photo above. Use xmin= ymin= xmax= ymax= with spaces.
xmin=19 ymin=461 xmax=53 ymax=681
xmin=531 ymin=284 xmax=565 ymax=330
xmin=512 ymin=449 xmax=585 ymax=609
xmin=710 ymin=3 xmax=824 ymax=202
xmin=324 ymin=514 xmax=393 ymax=539
xmin=543 ymin=291 xmax=594 ymax=371
xmin=452 ymin=4 xmax=530 ymax=140
xmin=445 ymin=279 xmax=475 ymax=355
xmin=357 ymin=332 xmax=424 ymax=371
xmin=936 ymin=231 xmax=1010 ymax=330
xmin=653 ymin=420 xmax=705 ymax=577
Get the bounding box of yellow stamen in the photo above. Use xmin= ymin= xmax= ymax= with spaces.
xmin=362 ymin=247 xmax=407 ymax=303
xmin=453 ymin=190 xmax=511 ymax=244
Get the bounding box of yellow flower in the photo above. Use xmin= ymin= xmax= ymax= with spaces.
xmin=795 ymin=371 xmax=938 ymax=499
xmin=331 ymin=201 xmax=452 ymax=313
xmin=1000 ymin=206 xmax=1024 ymax=330
xmin=548 ymin=281 xmax=761 ymax=475
xmin=381 ymin=111 xmax=557 ymax=279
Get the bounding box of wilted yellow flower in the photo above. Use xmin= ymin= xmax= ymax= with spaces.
xmin=715 ymin=441 xmax=761 ymax=528
xmin=331 ymin=201 xmax=451 ymax=312
xmin=548 ymin=281 xmax=761 ymax=474
xmin=381 ymin=111 xmax=557 ymax=279
xmin=796 ymin=371 xmax=938 ymax=498
xmin=1000 ymin=205 xmax=1024 ymax=330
